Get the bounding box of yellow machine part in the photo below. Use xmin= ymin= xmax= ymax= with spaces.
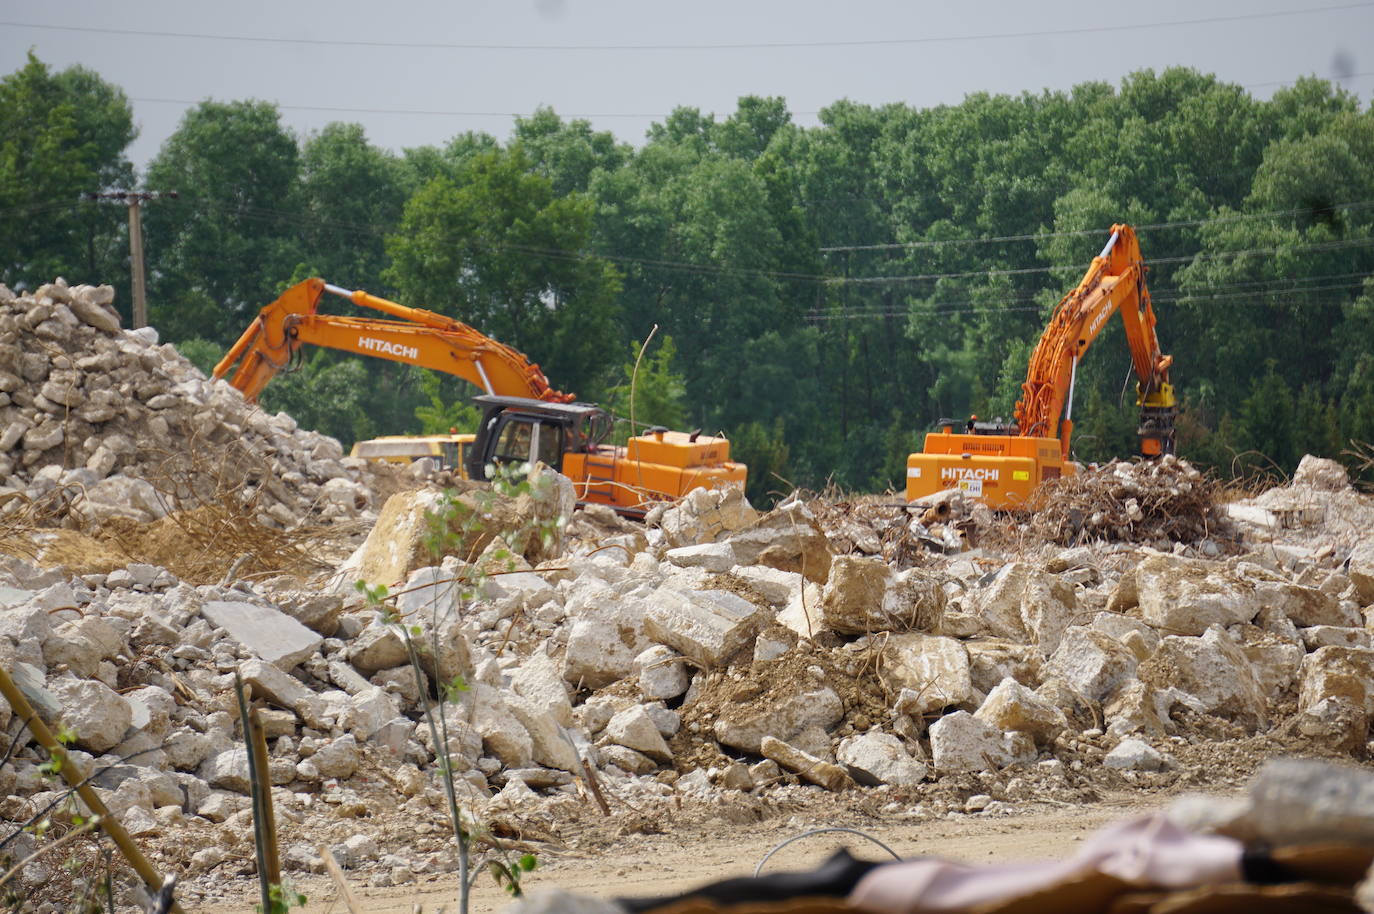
xmin=563 ymin=429 xmax=745 ymax=512
xmin=906 ymin=430 xmax=1075 ymax=509
xmin=349 ymin=434 xmax=474 ymax=472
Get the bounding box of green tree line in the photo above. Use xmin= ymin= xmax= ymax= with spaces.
xmin=5 ymin=52 xmax=1373 ymax=501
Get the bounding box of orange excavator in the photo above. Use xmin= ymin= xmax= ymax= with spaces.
xmin=906 ymin=223 xmax=1176 ymax=508
xmin=213 ymin=278 xmax=745 ymax=514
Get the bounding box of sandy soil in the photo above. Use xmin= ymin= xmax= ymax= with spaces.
xmin=205 ymin=795 xmax=1167 ymax=913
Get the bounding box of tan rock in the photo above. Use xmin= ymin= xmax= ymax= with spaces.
xmin=714 ymin=686 xmax=843 ymax=754
xmin=1138 ymin=628 xmax=1268 ymax=730
xmin=724 ymin=500 xmax=833 ymax=584
xmin=974 ymin=678 xmax=1067 ymax=745
xmin=1041 ymin=627 xmax=1138 ymax=703
xmin=886 ymin=634 xmax=973 ymax=715
xmin=1298 ymin=646 xmax=1374 ymax=716
xmin=818 ymin=556 xmax=945 ymax=635
xmin=759 ymin=736 xmax=853 ymax=791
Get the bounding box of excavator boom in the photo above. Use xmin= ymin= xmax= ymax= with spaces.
xmin=214 ymin=278 xmax=744 ymax=513
xmin=213 ymin=278 xmax=571 ymax=404
xmin=907 ymin=224 xmax=1176 ymax=509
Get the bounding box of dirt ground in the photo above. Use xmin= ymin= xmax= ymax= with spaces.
xmin=204 ymin=794 xmax=1172 ymax=913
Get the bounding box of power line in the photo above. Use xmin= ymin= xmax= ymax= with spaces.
xmin=820 ymin=202 xmax=1374 ymax=253
xmin=125 ymin=70 xmax=1374 ymax=124
xmin=4 ymin=3 xmax=1371 ymax=51
xmin=129 ymin=97 xmax=685 ymax=120
xmin=184 ymin=196 xmax=1374 ymax=288
xmin=803 ymin=272 xmax=1374 ymax=321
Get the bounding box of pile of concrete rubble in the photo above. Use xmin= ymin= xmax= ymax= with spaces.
xmin=4 ymin=452 xmax=1374 ymax=903
xmin=0 ymin=279 xmax=380 ymax=532
xmin=4 ymin=280 xmax=1374 ymax=906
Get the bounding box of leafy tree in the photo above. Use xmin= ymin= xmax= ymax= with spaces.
xmin=728 ymin=419 xmax=791 ymax=507
xmin=414 ymin=370 xmax=480 ymax=434
xmin=143 ymin=100 xmax=300 ymax=344
xmin=294 ymin=122 xmax=405 ymax=291
xmin=385 ymin=147 xmax=623 ymax=397
xmin=0 ymin=53 xmax=134 ymax=290
xmin=513 ymin=108 xmax=630 ymax=196
xmin=258 ymin=351 xmax=372 ymax=444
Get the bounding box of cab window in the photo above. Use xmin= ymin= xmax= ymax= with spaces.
xmin=537 ymin=423 xmax=563 ymax=469
xmin=494 ymin=419 xmax=534 ymax=464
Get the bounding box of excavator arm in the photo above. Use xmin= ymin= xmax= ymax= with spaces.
xmin=1014 ymin=224 xmax=1176 ymax=462
xmin=212 ymin=277 xmax=573 ymax=404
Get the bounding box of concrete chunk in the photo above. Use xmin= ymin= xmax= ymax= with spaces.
xmin=603 ymin=706 xmax=672 ymax=763
xmin=714 ymin=686 xmax=843 ymax=754
xmin=511 ymin=651 xmax=573 ymax=727
xmin=885 ymin=634 xmax=973 ymax=715
xmin=836 ymin=731 xmax=928 ymax=786
xmin=665 ymin=543 xmax=737 ymax=573
xmin=473 ymin=684 xmax=533 ymax=768
xmin=202 ymin=600 xmax=322 ymax=670
xmin=562 ymin=590 xmax=652 ymax=689
xmin=928 ymin=711 xmax=1032 ymax=773
xmin=1041 ymin=626 xmax=1138 ymax=703
xmin=819 ymin=556 xmax=946 ymax=635
xmin=505 ymin=693 xmax=579 ymax=772
xmin=1138 ymin=628 xmax=1268 ymax=730
xmin=49 ymin=678 xmax=131 ymax=753
xmin=974 ymin=677 xmax=1068 ymax=746
xmin=760 ymin=736 xmax=853 ymax=791
xmin=1298 ymin=646 xmax=1374 ymax=716
xmin=643 ymin=586 xmax=767 ymax=668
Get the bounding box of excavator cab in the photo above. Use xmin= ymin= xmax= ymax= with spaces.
xmin=467 ymin=395 xmax=606 ymax=479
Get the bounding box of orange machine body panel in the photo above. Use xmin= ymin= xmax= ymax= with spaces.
xmin=562 ymin=438 xmax=746 ymax=513
xmin=906 ymin=430 xmax=1074 ymax=509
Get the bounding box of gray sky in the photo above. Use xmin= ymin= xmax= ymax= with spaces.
xmin=3 ymin=0 xmax=1371 ymax=170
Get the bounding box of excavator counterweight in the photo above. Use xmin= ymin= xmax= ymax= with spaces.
xmin=214 ymin=279 xmax=746 ymax=514
xmin=907 ymin=224 xmax=1176 ymax=509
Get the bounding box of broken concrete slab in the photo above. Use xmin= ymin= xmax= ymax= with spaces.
xmin=713 ymin=686 xmax=844 ymax=754
xmin=642 ymin=586 xmax=767 ymax=668
xmin=665 ymin=543 xmax=737 ymax=573
xmin=202 ymin=600 xmax=322 ymax=670
xmin=885 ymin=634 xmax=973 ymax=715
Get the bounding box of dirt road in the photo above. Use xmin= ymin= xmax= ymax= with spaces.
xmin=205 ymin=797 xmax=1162 ymax=913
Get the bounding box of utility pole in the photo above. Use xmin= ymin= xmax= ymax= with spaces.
xmin=83 ymin=190 xmax=178 ymax=329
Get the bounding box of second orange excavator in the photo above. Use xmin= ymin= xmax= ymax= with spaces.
xmin=213 ymin=278 xmax=745 ymax=514
xmin=906 ymin=224 xmax=1176 ymax=508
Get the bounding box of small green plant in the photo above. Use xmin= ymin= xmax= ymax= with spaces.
xmin=354 ymin=460 xmax=565 ymax=912
xmin=259 ymin=881 xmax=308 ymax=914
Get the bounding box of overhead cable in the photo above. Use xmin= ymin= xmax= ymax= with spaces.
xmin=4 ymin=3 xmax=1370 ymax=51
